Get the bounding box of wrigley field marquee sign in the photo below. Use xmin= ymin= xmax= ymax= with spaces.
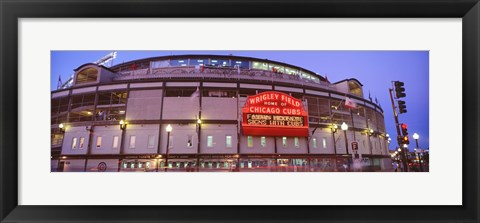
xmin=242 ymin=91 xmax=309 ymax=137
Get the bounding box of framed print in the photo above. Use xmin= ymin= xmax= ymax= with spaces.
xmin=1 ymin=0 xmax=479 ymax=222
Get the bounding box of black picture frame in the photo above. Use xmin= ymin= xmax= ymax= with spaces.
xmin=1 ymin=0 xmax=479 ymax=222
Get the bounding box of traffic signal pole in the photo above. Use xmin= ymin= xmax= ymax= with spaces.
xmin=389 ymin=88 xmax=409 ymax=172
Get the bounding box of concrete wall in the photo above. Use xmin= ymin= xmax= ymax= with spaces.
xmin=58 ymin=159 xmax=86 ymax=172
xmin=90 ymin=125 xmax=122 ymax=155
xmin=61 ymin=126 xmax=90 ymax=155
xmin=309 ymin=128 xmax=335 ymax=154
xmin=238 ymin=135 xmax=275 ymax=154
xmin=275 ymin=136 xmax=308 ymax=154
xmin=126 ymin=89 xmax=163 ymax=120
xmin=122 ymin=124 xmax=159 ymax=154
xmin=159 ymin=123 xmax=198 ymax=154
xmin=199 ymin=124 xmax=237 ymax=154
xmin=86 ymin=159 xmax=119 ymax=172
xmin=162 ymin=97 xmax=199 ymax=120
xmin=202 ymin=97 xmax=237 ymax=120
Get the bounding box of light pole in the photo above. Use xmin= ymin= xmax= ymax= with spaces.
xmin=341 ymin=122 xmax=349 ymax=171
xmin=164 ymin=124 xmax=172 ymax=172
xmin=412 ymin=133 xmax=423 ymax=172
xmin=331 ymin=124 xmax=338 ymax=155
xmin=341 ymin=122 xmax=349 ymax=155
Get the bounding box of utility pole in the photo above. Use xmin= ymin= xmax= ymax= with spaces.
xmin=389 ymin=87 xmax=409 ymax=172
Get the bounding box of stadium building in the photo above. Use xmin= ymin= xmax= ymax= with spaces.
xmin=51 ymin=54 xmax=391 ymax=172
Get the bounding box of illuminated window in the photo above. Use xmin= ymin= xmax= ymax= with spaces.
xmin=75 ymin=67 xmax=98 ymax=84
xmin=312 ymin=137 xmax=317 ymax=148
xmin=71 ymin=137 xmax=78 ymax=149
xmin=282 ymin=137 xmax=287 ymax=148
xmin=96 ymin=136 xmax=102 ymax=149
xmin=207 ymin=136 xmax=213 ymax=147
xmin=189 ymin=58 xmax=208 ymax=66
xmin=187 ymin=135 xmax=193 ymax=148
xmin=79 ymin=137 xmax=85 ymax=149
xmin=226 ymin=135 xmax=232 ymax=148
xmin=294 ymin=137 xmax=300 ymax=148
xmin=129 ymin=135 xmax=136 ymax=149
xmin=260 ymin=136 xmax=266 ymax=147
xmin=322 ymin=137 xmax=327 ymax=149
xmin=247 ymin=136 xmax=253 ymax=148
xmin=147 ymin=135 xmax=155 ymax=149
xmin=112 ymin=136 xmax=119 ymax=149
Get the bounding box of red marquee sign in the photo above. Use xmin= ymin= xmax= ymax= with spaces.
xmin=242 ymin=91 xmax=309 ymax=137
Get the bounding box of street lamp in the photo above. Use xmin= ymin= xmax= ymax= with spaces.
xmin=58 ymin=123 xmax=65 ymax=133
xmin=164 ymin=124 xmax=172 ymax=172
xmin=412 ymin=133 xmax=423 ymax=171
xmin=341 ymin=122 xmax=349 ymax=155
xmin=119 ymin=120 xmax=127 ymax=130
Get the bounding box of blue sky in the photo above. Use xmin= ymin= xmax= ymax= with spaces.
xmin=51 ymin=50 xmax=429 ymax=150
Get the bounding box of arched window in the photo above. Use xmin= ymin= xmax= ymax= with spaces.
xmin=76 ymin=67 xmax=98 ymax=84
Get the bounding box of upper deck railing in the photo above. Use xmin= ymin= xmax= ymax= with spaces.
xmin=113 ymin=66 xmax=336 ymax=90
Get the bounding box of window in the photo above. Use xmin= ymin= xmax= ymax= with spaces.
xmin=260 ymin=136 xmax=266 ymax=147
xmin=169 ymin=59 xmax=188 ymax=67
xmin=231 ymin=59 xmax=249 ymax=68
xmin=203 ymin=89 xmax=236 ymax=98
xmin=226 ymin=135 xmax=232 ymax=148
xmin=71 ymin=137 xmax=77 ymax=149
xmin=247 ymin=136 xmax=253 ymax=148
xmin=79 ymin=137 xmax=85 ymax=149
xmin=75 ymin=67 xmax=98 ymax=84
xmin=189 ymin=58 xmax=208 ymax=66
xmin=187 ymin=135 xmax=193 ymax=148
xmin=312 ymin=137 xmax=317 ymax=148
xmin=97 ymin=91 xmax=127 ymax=105
xmin=147 ymin=135 xmax=155 ymax=149
xmin=151 ymin=60 xmax=170 ymax=68
xmin=96 ymin=136 xmax=102 ymax=149
xmin=322 ymin=137 xmax=327 ymax=149
xmin=165 ymin=88 xmax=196 ymax=97
xmin=129 ymin=136 xmax=136 ymax=149
xmin=282 ymin=137 xmax=287 ymax=148
xmin=294 ymin=137 xmax=300 ymax=148
xmin=209 ymin=59 xmax=230 ymax=67
xmin=168 ymin=135 xmax=173 ymax=149
xmin=112 ymin=136 xmax=119 ymax=149
xmin=207 ymin=136 xmax=213 ymax=148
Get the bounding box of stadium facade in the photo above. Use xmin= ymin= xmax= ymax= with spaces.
xmin=51 ymin=54 xmax=391 ymax=172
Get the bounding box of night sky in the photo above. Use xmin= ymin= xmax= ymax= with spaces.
xmin=51 ymin=50 xmax=429 ymax=151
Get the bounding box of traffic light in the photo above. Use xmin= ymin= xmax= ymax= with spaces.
xmin=400 ymin=123 xmax=408 ymax=136
xmin=397 ymin=136 xmax=403 ymax=146
xmin=398 ymin=100 xmax=407 ymax=114
xmin=394 ymin=81 xmax=406 ymax=98
xmin=403 ymin=135 xmax=410 ymax=145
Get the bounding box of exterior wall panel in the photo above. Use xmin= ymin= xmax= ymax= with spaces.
xmin=126 ymin=89 xmax=163 ymax=120
xmin=160 ymin=124 xmax=198 ymax=154
xmin=199 ymin=124 xmax=237 ymax=154
xmin=61 ymin=126 xmax=91 ymax=155
xmin=202 ymin=98 xmax=237 ymax=120
xmin=122 ymin=124 xmax=159 ymax=154
xmin=90 ymin=125 xmax=122 ymax=155
xmin=239 ymin=135 xmax=275 ymax=154
xmin=162 ymin=97 xmax=199 ymax=120
xmin=86 ymin=159 xmax=119 ymax=172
